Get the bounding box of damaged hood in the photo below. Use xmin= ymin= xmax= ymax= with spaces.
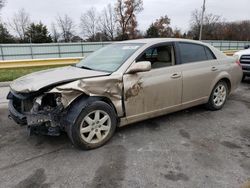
xmin=10 ymin=66 xmax=110 ymax=93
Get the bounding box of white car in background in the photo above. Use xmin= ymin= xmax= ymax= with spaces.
xmin=234 ymin=46 xmax=250 ymax=81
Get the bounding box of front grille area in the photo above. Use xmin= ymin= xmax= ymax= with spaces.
xmin=240 ymin=55 xmax=250 ymax=65
xmin=12 ymin=94 xmax=34 ymax=113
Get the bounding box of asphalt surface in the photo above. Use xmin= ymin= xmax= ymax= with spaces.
xmin=0 ymin=80 xmax=250 ymax=188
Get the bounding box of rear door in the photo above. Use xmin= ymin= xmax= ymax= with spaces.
xmin=177 ymin=42 xmax=219 ymax=105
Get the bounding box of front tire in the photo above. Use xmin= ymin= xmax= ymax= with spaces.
xmin=206 ymin=81 xmax=228 ymax=111
xmin=67 ymin=101 xmax=117 ymax=150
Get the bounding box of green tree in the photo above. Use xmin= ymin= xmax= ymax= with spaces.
xmin=25 ymin=22 xmax=52 ymax=43
xmin=146 ymin=24 xmax=159 ymax=38
xmin=0 ymin=23 xmax=15 ymax=43
xmin=145 ymin=15 xmax=173 ymax=38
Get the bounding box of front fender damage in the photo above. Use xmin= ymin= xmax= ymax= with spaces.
xmin=49 ymin=74 xmax=124 ymax=117
xmin=9 ymin=75 xmax=124 ymax=136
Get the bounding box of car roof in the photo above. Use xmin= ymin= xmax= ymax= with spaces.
xmin=117 ymin=38 xmax=207 ymax=46
xmin=116 ymin=38 xmax=226 ymax=59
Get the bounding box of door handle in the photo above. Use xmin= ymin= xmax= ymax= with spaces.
xmin=211 ymin=67 xmax=218 ymax=71
xmin=171 ymin=73 xmax=181 ymax=79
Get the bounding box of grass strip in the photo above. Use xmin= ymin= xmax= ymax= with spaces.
xmin=0 ymin=65 xmax=67 ymax=82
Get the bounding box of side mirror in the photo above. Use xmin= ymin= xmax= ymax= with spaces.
xmin=244 ymin=45 xmax=250 ymax=49
xmin=127 ymin=61 xmax=151 ymax=74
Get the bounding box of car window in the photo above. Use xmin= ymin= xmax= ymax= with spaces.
xmin=179 ymin=43 xmax=214 ymax=64
xmin=205 ymin=47 xmax=216 ymax=60
xmin=76 ymin=43 xmax=143 ymax=72
xmin=137 ymin=45 xmax=174 ymax=69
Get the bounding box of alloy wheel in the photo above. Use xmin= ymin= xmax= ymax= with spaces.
xmin=213 ymin=84 xmax=227 ymax=107
xmin=80 ymin=110 xmax=111 ymax=144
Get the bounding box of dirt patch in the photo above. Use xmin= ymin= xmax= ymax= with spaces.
xmin=179 ymin=129 xmax=191 ymax=139
xmin=193 ymin=151 xmax=222 ymax=170
xmin=220 ymin=141 xmax=242 ymax=149
xmin=89 ymin=145 xmax=127 ymax=188
xmin=161 ymin=171 xmax=189 ymax=181
xmin=144 ymin=120 xmax=161 ymax=131
xmin=15 ymin=168 xmax=51 ymax=188
xmin=230 ymin=94 xmax=250 ymax=109
xmin=191 ymin=138 xmax=217 ymax=152
xmin=240 ymin=152 xmax=250 ymax=159
xmin=240 ymin=128 xmax=250 ymax=142
xmin=240 ymin=159 xmax=250 ymax=172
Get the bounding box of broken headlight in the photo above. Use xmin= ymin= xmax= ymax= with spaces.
xmin=33 ymin=93 xmax=63 ymax=112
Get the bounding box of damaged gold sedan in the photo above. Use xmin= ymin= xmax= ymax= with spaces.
xmin=7 ymin=39 xmax=242 ymax=149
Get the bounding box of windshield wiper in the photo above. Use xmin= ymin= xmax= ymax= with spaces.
xmin=80 ymin=66 xmax=94 ymax=70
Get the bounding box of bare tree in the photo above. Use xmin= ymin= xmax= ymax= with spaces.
xmin=51 ymin=22 xmax=60 ymax=42
xmin=57 ymin=14 xmax=75 ymax=42
xmin=0 ymin=0 xmax=5 ymax=11
xmin=99 ymin=4 xmax=117 ymax=41
xmin=172 ymin=27 xmax=182 ymax=38
xmin=10 ymin=8 xmax=30 ymax=41
xmin=222 ymin=20 xmax=250 ymax=41
xmin=188 ymin=9 xmax=250 ymax=41
xmin=115 ymin=0 xmax=143 ymax=40
xmin=80 ymin=7 xmax=100 ymax=41
xmin=188 ymin=9 xmax=222 ymax=40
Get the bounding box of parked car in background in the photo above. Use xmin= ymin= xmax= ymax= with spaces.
xmin=7 ymin=38 xmax=242 ymax=150
xmin=234 ymin=48 xmax=250 ymax=81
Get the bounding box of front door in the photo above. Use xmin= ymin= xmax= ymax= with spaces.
xmin=123 ymin=43 xmax=182 ymax=123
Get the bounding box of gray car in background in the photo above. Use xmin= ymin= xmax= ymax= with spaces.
xmin=234 ymin=48 xmax=250 ymax=81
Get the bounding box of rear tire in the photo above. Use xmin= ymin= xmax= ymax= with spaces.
xmin=206 ymin=81 xmax=228 ymax=111
xmin=67 ymin=100 xmax=117 ymax=150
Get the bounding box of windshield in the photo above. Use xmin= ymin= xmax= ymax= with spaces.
xmin=76 ymin=43 xmax=143 ymax=72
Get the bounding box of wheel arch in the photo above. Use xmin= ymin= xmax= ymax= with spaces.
xmin=220 ymin=78 xmax=231 ymax=93
xmin=62 ymin=94 xmax=119 ymax=129
xmin=209 ymin=72 xmax=232 ymax=96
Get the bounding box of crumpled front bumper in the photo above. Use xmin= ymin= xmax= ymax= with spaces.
xmin=8 ymin=100 xmax=27 ymax=125
xmin=8 ymin=92 xmax=63 ymax=136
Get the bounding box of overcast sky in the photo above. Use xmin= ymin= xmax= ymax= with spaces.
xmin=1 ymin=0 xmax=250 ymax=35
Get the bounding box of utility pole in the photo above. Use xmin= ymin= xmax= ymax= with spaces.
xmin=199 ymin=0 xmax=206 ymax=40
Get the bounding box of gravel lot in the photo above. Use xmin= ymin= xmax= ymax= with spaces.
xmin=0 ymin=80 xmax=250 ymax=188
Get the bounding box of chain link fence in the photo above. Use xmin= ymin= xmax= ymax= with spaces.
xmin=0 ymin=42 xmax=112 ymax=61
xmin=0 ymin=40 xmax=249 ymax=61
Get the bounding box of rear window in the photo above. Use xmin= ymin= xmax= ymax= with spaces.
xmin=205 ymin=47 xmax=216 ymax=60
xmin=179 ymin=43 xmax=216 ymax=64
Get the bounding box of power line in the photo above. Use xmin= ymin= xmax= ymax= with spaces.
xmin=199 ymin=0 xmax=206 ymax=40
